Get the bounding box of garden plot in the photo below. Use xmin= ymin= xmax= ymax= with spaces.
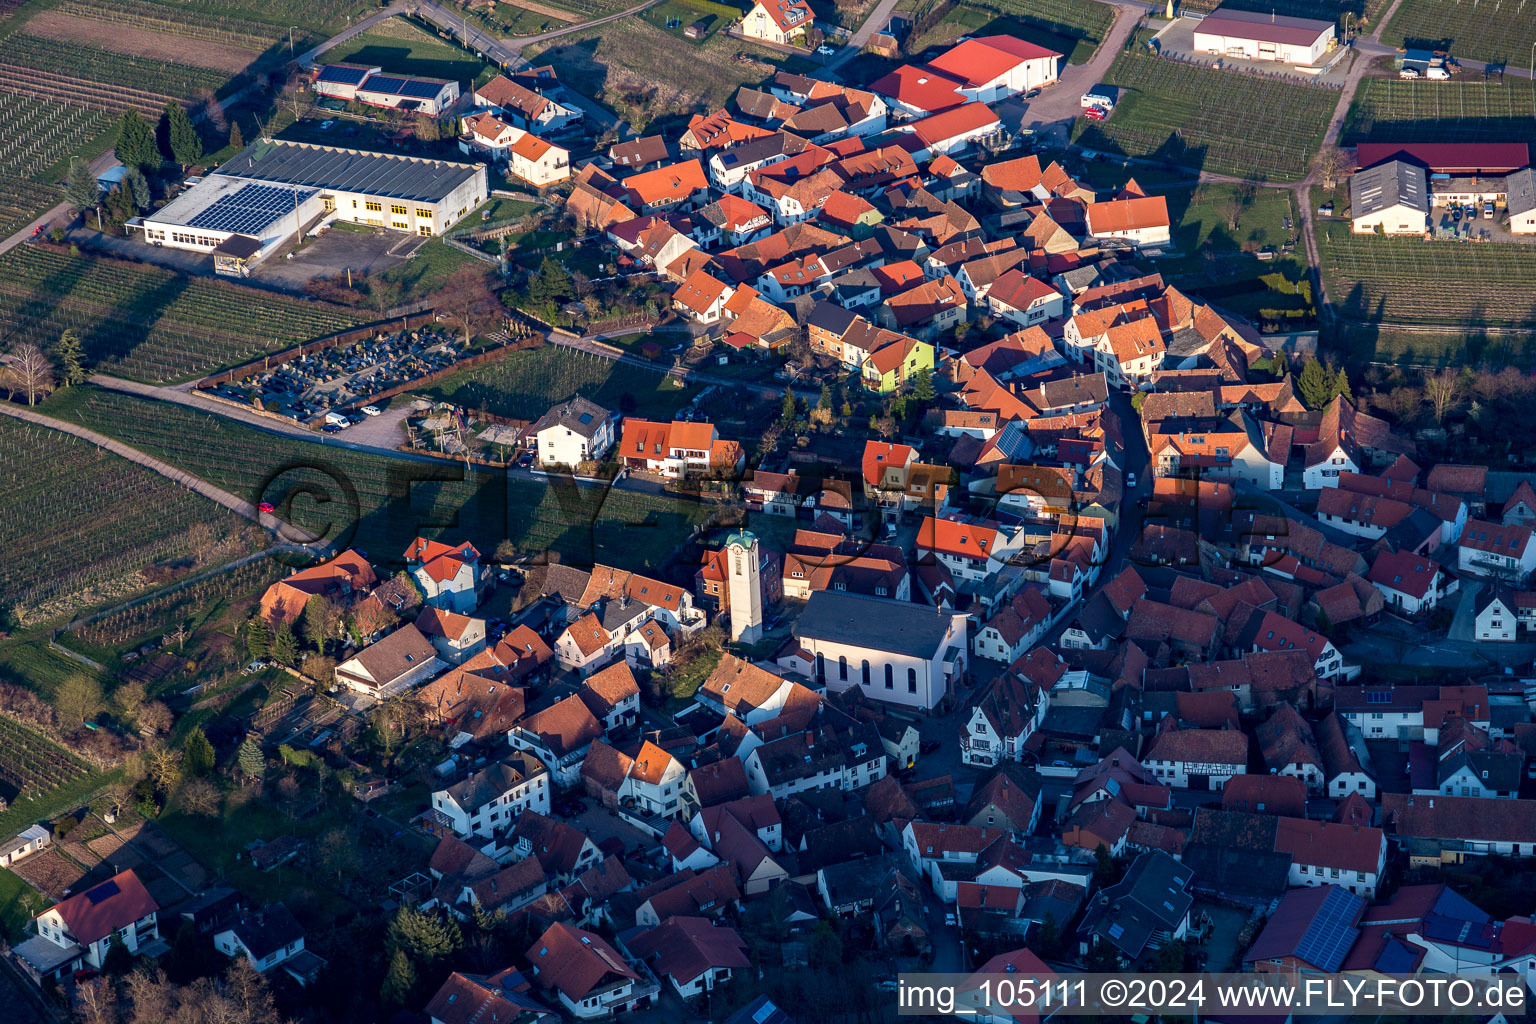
xmin=1317 ymin=231 xmax=1536 ymax=328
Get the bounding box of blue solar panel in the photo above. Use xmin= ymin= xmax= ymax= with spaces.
xmin=359 ymin=75 xmax=447 ymax=99
xmin=188 ymin=182 xmax=317 ymax=235
xmin=317 ymin=65 xmax=370 ymax=85
xmin=85 ymin=880 xmax=120 ymax=905
xmin=1293 ymin=887 xmax=1364 ymax=973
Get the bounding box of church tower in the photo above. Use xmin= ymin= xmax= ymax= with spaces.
xmin=725 ymin=531 xmax=763 ymax=644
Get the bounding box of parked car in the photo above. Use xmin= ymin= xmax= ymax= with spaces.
xmin=1400 ymin=67 xmax=1421 ymax=79
xmin=1427 ymin=66 xmax=1450 ymax=80
xmin=1083 ymin=105 xmax=1107 ymax=121
xmin=321 ymin=423 xmax=344 ymax=433
xmin=361 ymin=405 xmax=382 ymax=416
xmin=319 ymin=120 xmax=334 ymax=130
xmin=1484 ymin=201 xmax=1496 ymax=218
xmin=1025 ymin=87 xmax=1042 ymax=99
xmin=258 ymin=501 xmax=276 ymax=513
xmin=1127 ymin=471 xmax=1137 ymax=488
xmin=919 ymin=739 xmax=942 ymax=755
xmin=817 ymin=45 xmax=835 ymax=55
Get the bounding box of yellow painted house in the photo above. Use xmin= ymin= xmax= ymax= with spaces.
xmin=861 ymin=335 xmax=934 ymax=393
xmin=742 ymin=0 xmax=814 ymax=45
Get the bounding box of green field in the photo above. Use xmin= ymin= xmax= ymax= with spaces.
xmin=910 ymin=0 xmax=1115 ymax=64
xmin=1327 ymin=320 xmax=1536 ymax=367
xmin=0 ymin=868 xmax=38 ymax=943
xmin=0 ymin=94 xmax=116 ymax=238
xmin=0 ymin=716 xmax=91 ymax=805
xmin=642 ymin=0 xmax=739 ymax=42
xmin=1317 ymin=229 xmax=1536 ymax=329
xmin=1341 ymin=77 xmax=1536 ymax=148
xmin=326 ymin=18 xmax=494 ymax=86
xmin=1379 ymin=0 xmax=1536 ymax=71
xmin=421 ymin=344 xmax=699 ymax=421
xmin=525 ymin=17 xmax=815 ymax=130
xmin=1072 ymin=50 xmax=1337 ymax=181
xmin=43 ymin=387 xmax=718 ymax=571
xmin=0 ymin=33 xmax=233 ymax=99
xmin=0 ymin=246 xmax=367 ymax=383
xmin=0 ymin=416 xmax=258 ymax=625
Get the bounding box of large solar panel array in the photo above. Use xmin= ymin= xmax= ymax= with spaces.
xmin=188 ymin=182 xmax=317 ymax=234
xmin=360 ymin=76 xmax=446 ymax=99
xmin=1293 ymin=887 xmax=1364 ymax=973
xmin=316 ymin=64 xmax=371 ymax=85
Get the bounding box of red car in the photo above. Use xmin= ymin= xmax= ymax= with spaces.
xmin=258 ymin=501 xmax=276 ymax=514
xmin=1083 ymin=106 xmax=1107 ymax=121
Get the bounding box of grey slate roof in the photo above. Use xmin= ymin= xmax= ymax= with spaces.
xmin=530 ymin=396 xmax=610 ymax=439
xmin=1350 ymin=159 xmax=1428 ymax=218
xmin=217 ymin=140 xmax=481 ymax=204
xmin=794 ymin=591 xmax=956 ymax=658
xmin=1508 ymin=168 xmax=1536 ymax=218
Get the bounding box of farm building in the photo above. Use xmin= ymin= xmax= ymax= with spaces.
xmin=1350 ymin=159 xmax=1428 ymax=235
xmin=1509 ymin=168 xmax=1536 ymax=233
xmin=922 ymin=35 xmax=1062 ymax=103
xmin=1192 ymin=8 xmax=1335 ymax=66
xmin=1356 ymin=143 xmax=1532 ymax=206
xmin=131 ymin=141 xmax=488 ymax=263
xmin=312 ymin=63 xmax=461 ymax=117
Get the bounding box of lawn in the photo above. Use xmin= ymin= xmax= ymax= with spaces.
xmin=43 ymin=386 xmax=718 ymax=572
xmin=1379 ymin=0 xmax=1536 ymax=71
xmin=421 ymin=343 xmax=699 ymax=421
xmin=1341 ymin=77 xmax=1536 ymax=149
xmin=642 ymin=0 xmax=739 ymax=42
xmin=0 ymin=245 xmax=367 ymax=383
xmin=0 ymin=415 xmax=261 ymax=627
xmin=1072 ymin=49 xmax=1337 ymax=182
xmin=0 ymin=868 xmax=39 ymax=943
xmin=1326 ymin=321 xmax=1536 ymax=368
xmin=524 ymin=18 xmax=817 ymax=130
xmin=376 ymin=235 xmax=492 ymax=302
xmin=1316 ymin=229 xmax=1536 ymax=329
xmin=909 ymin=0 xmax=1115 ymax=64
xmin=1151 ymin=184 xmax=1315 ymax=329
xmin=326 ymin=17 xmax=495 ymax=85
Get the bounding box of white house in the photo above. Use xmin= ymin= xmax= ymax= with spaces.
xmin=1474 ymin=585 xmax=1519 ymax=642
xmin=405 ymin=537 xmax=483 ymax=613
xmin=780 ymin=591 xmax=969 ymax=712
xmin=1142 ymin=727 xmax=1248 ymax=789
xmin=505 ymin=130 xmax=571 ymax=187
xmin=1276 ymin=817 xmax=1386 ymax=897
xmin=432 ymin=753 xmax=551 ymax=839
xmin=334 ymin=623 xmax=446 ymax=698
xmin=625 ymin=917 xmax=748 ymax=1000
xmin=1458 ymin=520 xmax=1536 ymax=583
xmin=961 ymin=661 xmax=1054 ymax=767
xmin=212 ymin=904 xmax=311 ymax=976
xmin=30 ymin=870 xmax=158 ymax=972
xmin=914 ymin=516 xmax=1022 ymax=584
xmin=474 ymin=74 xmax=583 ymax=133
xmin=528 ymin=396 xmax=614 ymax=469
xmin=740 ymin=0 xmax=813 ymax=44
xmin=986 ymin=269 xmax=1065 ymax=329
xmin=526 ymin=922 xmax=651 ymax=1019
xmin=618 ymin=741 xmax=687 ymax=825
xmin=1085 ymin=196 xmax=1171 ymax=247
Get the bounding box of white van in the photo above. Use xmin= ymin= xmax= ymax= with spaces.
xmin=1426 ymin=66 xmax=1450 ymax=80
xmin=324 ymin=411 xmax=351 ymax=428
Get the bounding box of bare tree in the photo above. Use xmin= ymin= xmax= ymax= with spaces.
xmin=1423 ymin=368 xmax=1462 ymax=424
xmin=138 ymin=701 xmax=173 ymax=737
xmin=1315 ymin=146 xmax=1354 ymax=191
xmin=74 ymin=977 xmax=119 ymax=1024
xmin=177 ymin=777 xmax=221 ymax=817
xmin=434 ymin=266 xmax=501 ymax=344
xmin=4 ymin=342 xmax=55 ymax=406
xmin=147 ymin=746 xmax=183 ymax=793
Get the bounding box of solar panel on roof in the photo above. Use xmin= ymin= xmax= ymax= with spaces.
xmin=1293 ymin=888 xmax=1362 ymax=972
xmin=188 ymin=182 xmax=316 ymax=235
xmin=86 ymin=879 xmax=121 ymax=904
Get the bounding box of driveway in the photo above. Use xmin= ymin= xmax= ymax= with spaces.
xmin=1017 ymin=0 xmax=1153 ymax=128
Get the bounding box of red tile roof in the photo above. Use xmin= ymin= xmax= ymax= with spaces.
xmin=926 ymin=34 xmax=1062 ymax=87
xmin=43 ymin=869 xmax=158 ymax=946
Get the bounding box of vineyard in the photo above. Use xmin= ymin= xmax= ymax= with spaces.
xmin=0 ymin=718 xmax=90 ymax=803
xmin=1317 ymin=232 xmax=1536 ymax=328
xmin=53 ymin=0 xmax=297 ymax=50
xmin=49 ymin=388 xmax=716 ymax=569
xmin=0 ymin=247 xmax=366 ymax=383
xmin=0 ymin=417 xmax=254 ymax=626
xmin=1176 ymin=0 xmax=1392 ymax=24
xmin=422 ymin=345 xmax=699 ymax=422
xmin=71 ymin=557 xmax=281 ymax=651
xmin=129 ymin=0 xmax=373 ymax=35
xmin=0 ymin=34 xmax=230 ymax=101
xmin=1072 ymin=50 xmax=1336 ymax=181
xmin=1379 ymin=0 xmax=1536 ymax=70
xmin=1341 ymin=78 xmax=1536 ymax=148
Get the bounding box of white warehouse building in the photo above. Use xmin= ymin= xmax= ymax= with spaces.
xmin=132 ymin=140 xmax=487 ymax=270
xmin=1192 ymin=8 xmax=1336 ymax=66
